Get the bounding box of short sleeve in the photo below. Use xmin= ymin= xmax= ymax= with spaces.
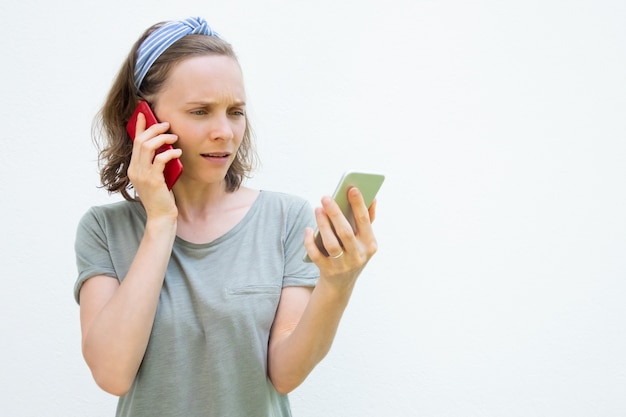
xmin=282 ymin=199 xmax=319 ymax=287
xmin=73 ymin=207 xmax=118 ymax=304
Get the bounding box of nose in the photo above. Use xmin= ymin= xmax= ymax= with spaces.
xmin=208 ymin=112 xmax=234 ymax=141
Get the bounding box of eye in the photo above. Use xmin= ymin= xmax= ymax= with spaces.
xmin=229 ymin=108 xmax=246 ymax=117
xmin=191 ymin=109 xmax=207 ymax=116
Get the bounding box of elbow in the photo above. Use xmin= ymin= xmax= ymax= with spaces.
xmin=83 ymin=344 xmax=135 ymax=396
xmin=89 ymin=365 xmax=134 ymax=397
xmin=267 ymin=349 xmax=326 ymax=395
xmin=92 ymin=373 xmax=133 ymax=397
xmin=84 ymin=354 xmax=134 ymax=397
xmin=268 ymin=364 xmax=310 ymax=395
xmin=269 ymin=376 xmax=301 ymax=395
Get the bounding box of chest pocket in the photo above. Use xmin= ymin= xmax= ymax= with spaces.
xmin=226 ymin=285 xmax=282 ymax=296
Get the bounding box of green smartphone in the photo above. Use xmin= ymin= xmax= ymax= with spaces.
xmin=303 ymin=171 xmax=385 ymax=262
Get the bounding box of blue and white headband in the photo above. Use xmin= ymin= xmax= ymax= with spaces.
xmin=134 ymin=16 xmax=220 ymax=91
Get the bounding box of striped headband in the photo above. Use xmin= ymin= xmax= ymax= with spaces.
xmin=134 ymin=16 xmax=220 ymax=91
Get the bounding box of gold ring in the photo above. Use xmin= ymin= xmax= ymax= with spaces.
xmin=330 ymin=250 xmax=344 ymax=259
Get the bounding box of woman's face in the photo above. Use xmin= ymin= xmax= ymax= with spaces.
xmin=153 ymin=54 xmax=247 ymax=186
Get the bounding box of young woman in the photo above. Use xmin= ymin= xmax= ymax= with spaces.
xmin=74 ymin=16 xmax=378 ymax=416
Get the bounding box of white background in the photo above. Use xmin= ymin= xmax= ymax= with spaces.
xmin=1 ymin=1 xmax=625 ymax=416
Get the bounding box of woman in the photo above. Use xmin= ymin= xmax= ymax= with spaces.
xmin=74 ymin=16 xmax=378 ymax=416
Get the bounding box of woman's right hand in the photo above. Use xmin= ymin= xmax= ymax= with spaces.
xmin=126 ymin=112 xmax=182 ymax=219
xmin=79 ymin=113 xmax=182 ymax=395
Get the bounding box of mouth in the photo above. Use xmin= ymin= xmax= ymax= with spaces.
xmin=201 ymin=152 xmax=231 ymax=158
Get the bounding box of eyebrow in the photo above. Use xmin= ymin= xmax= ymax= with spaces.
xmin=187 ymin=99 xmax=246 ymax=107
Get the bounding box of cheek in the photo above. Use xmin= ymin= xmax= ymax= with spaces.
xmin=233 ymin=120 xmax=247 ymax=142
xmin=173 ymin=124 xmax=202 ymax=143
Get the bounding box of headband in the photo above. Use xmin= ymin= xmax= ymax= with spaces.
xmin=134 ymin=16 xmax=220 ymax=91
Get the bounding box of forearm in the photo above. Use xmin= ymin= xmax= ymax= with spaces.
xmin=268 ymin=180 xmax=379 ymax=394
xmin=81 ymin=217 xmax=177 ymax=395
xmin=268 ymin=276 xmax=356 ymax=394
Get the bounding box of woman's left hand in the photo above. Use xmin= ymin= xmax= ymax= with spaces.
xmin=270 ymin=187 xmax=378 ymax=392
xmin=304 ymin=187 xmax=378 ymax=288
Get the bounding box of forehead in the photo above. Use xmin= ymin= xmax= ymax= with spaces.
xmin=160 ymin=54 xmax=245 ymax=102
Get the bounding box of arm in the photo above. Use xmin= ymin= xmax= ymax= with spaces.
xmin=268 ymin=187 xmax=378 ymax=394
xmin=79 ymin=114 xmax=180 ymax=396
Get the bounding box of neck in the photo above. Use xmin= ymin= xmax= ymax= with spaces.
xmin=173 ymin=185 xmax=260 ymax=244
xmin=173 ymin=179 xmax=231 ymax=218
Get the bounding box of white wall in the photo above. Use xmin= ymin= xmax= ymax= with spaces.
xmin=1 ymin=1 xmax=625 ymax=416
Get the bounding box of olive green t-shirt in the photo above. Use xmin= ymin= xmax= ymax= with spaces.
xmin=74 ymin=191 xmax=319 ymax=417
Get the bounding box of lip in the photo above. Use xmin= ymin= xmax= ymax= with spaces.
xmin=200 ymin=152 xmax=231 ymax=158
xmin=200 ymin=152 xmax=232 ymax=164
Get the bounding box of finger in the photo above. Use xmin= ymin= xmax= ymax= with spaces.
xmin=133 ymin=115 xmax=170 ymax=144
xmin=134 ymin=131 xmax=177 ymax=165
xmin=138 ymin=138 xmax=180 ymax=181
xmin=347 ymin=188 xmax=378 ymax=258
xmin=314 ymin=204 xmax=345 ymax=257
xmin=133 ymin=112 xmax=147 ymax=139
xmin=368 ymin=199 xmax=377 ymax=223
xmin=346 ymin=187 xmax=377 ymax=246
xmin=128 ymin=130 xmax=178 ymax=189
xmin=347 ymin=187 xmax=373 ymax=232
xmin=303 ymin=227 xmax=324 ymax=262
xmin=320 ymin=196 xmax=357 ymax=256
xmin=152 ymin=147 xmax=182 ymax=171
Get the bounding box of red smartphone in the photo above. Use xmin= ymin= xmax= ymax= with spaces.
xmin=126 ymin=101 xmax=183 ymax=190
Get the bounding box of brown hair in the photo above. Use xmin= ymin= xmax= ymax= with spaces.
xmin=92 ymin=23 xmax=258 ymax=201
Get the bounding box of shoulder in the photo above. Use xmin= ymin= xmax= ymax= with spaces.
xmin=78 ymin=200 xmax=145 ymax=231
xmin=258 ymin=190 xmax=310 ymax=211
xmin=256 ymin=190 xmax=314 ymax=221
xmin=254 ymin=190 xmax=315 ymax=231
